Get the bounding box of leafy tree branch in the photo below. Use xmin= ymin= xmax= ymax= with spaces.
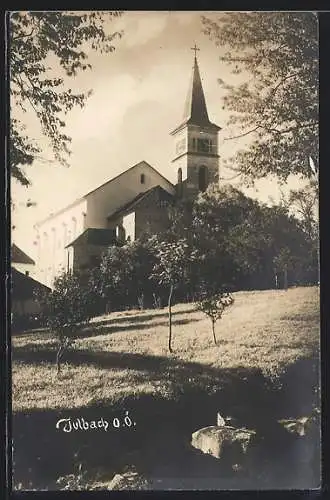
xmin=9 ymin=11 xmax=123 ymax=186
xmin=202 ymin=12 xmax=318 ymax=183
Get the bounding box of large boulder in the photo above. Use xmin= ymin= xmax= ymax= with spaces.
xmin=191 ymin=425 xmax=256 ymax=464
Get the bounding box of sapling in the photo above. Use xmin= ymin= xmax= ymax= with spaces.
xmin=150 ymin=237 xmax=195 ymax=353
xmin=196 ymin=292 xmax=234 ymax=345
xmin=37 ymin=272 xmax=96 ymax=374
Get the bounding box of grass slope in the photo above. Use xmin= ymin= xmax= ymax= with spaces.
xmin=12 ymin=287 xmax=319 ymax=412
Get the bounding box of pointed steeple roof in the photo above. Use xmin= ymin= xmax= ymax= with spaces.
xmin=171 ymin=50 xmax=221 ymax=135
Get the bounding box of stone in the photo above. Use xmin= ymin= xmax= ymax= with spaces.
xmin=278 ymin=413 xmax=319 ymax=438
xmin=216 ymin=413 xmax=226 ymax=427
xmin=107 ymin=472 xmax=148 ymax=490
xmin=191 ymin=425 xmax=256 ymax=461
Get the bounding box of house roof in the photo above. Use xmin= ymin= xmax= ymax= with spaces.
xmin=11 ymin=244 xmax=35 ymax=265
xmin=171 ymin=55 xmax=221 ymax=135
xmin=35 ymin=161 xmax=175 ymax=227
xmin=107 ymin=185 xmax=174 ymax=221
xmin=11 ymin=267 xmax=50 ymax=300
xmin=65 ymin=228 xmax=118 ymax=248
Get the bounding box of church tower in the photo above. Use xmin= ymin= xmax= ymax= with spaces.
xmin=171 ymin=45 xmax=221 ymax=199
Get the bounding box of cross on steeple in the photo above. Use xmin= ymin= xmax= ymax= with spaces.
xmin=191 ymin=43 xmax=200 ymax=58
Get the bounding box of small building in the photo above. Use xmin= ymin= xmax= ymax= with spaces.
xmin=65 ymin=228 xmax=119 ymax=271
xmin=11 ymin=267 xmax=51 ymax=331
xmin=11 ymin=243 xmax=36 ymax=277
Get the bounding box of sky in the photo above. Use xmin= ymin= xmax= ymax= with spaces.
xmin=11 ymin=11 xmax=308 ymax=260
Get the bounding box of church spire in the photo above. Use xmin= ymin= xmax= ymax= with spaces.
xmin=183 ymin=45 xmax=210 ymax=126
xmin=171 ymin=46 xmax=220 ymax=134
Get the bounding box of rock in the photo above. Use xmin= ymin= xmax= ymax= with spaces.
xmin=107 ymin=471 xmax=148 ymax=490
xmin=278 ymin=413 xmax=320 ymax=437
xmin=217 ymin=413 xmax=226 ymax=427
xmin=191 ymin=425 xmax=256 ymax=462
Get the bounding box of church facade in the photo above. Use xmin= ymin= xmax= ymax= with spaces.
xmin=34 ymin=52 xmax=221 ymax=288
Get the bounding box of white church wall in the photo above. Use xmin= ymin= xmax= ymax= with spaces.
xmin=85 ymin=162 xmax=175 ymax=229
xmin=34 ymin=198 xmax=87 ymax=287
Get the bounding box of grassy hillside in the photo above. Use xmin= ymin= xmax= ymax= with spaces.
xmin=12 ymin=286 xmax=320 ymax=490
xmin=12 ymin=286 xmax=319 ymax=412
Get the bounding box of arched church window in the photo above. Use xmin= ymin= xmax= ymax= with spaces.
xmin=198 ymin=166 xmax=208 ymax=192
xmin=177 ymin=168 xmax=182 ymax=184
xmin=140 ymin=173 xmax=145 ymax=184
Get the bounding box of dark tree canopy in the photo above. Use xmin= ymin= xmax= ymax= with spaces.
xmin=169 ymin=185 xmax=318 ymax=291
xmin=202 ymin=12 xmax=318 ymax=184
xmin=10 ymin=11 xmax=123 ymax=186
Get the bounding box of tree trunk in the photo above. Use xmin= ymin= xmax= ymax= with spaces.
xmin=284 ymin=266 xmax=288 ymax=290
xmin=212 ymin=320 xmax=217 ymax=345
xmin=275 ymin=273 xmax=278 ymax=289
xmin=56 ymin=345 xmax=64 ymax=375
xmin=168 ymin=284 xmax=174 ymax=353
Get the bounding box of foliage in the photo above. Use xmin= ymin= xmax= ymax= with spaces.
xmin=202 ymin=12 xmax=318 ymax=183
xmin=169 ymin=185 xmax=318 ymax=291
xmin=95 ymin=237 xmax=159 ymax=311
xmin=10 ymin=11 xmax=123 ymax=186
xmin=37 ymin=271 xmax=96 ymax=373
xmin=97 ymin=245 xmax=134 ymax=308
xmin=92 ymin=185 xmax=318 ymax=320
xmin=150 ymin=237 xmax=192 ymax=289
xmin=278 ymin=179 xmax=319 ymax=242
xmin=230 ymin=203 xmax=314 ymax=287
xmin=196 ymin=292 xmax=234 ymax=345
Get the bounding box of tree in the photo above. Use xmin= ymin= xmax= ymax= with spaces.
xmin=97 ymin=238 xmax=159 ymax=312
xmin=150 ymin=237 xmax=194 ymax=353
xmin=98 ymin=245 xmax=134 ymax=310
xmin=196 ymin=292 xmax=234 ymax=345
xmin=202 ymin=12 xmax=318 ymax=183
xmin=278 ymin=180 xmax=319 ymax=242
xmin=273 ymin=248 xmax=292 ymax=290
xmin=129 ymin=237 xmax=160 ymax=307
xmin=191 ymin=185 xmax=260 ymax=292
xmin=37 ymin=271 xmax=96 ymax=374
xmin=182 ymin=185 xmax=317 ymax=292
xmin=10 ymin=11 xmax=123 ymax=186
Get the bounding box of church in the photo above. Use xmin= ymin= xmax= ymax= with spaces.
xmin=34 ymin=49 xmax=221 ymax=288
